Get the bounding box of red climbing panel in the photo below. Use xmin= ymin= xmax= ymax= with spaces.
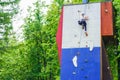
xmin=101 ymin=2 xmax=113 ymax=36
xmin=56 ymin=7 xmax=63 ymax=64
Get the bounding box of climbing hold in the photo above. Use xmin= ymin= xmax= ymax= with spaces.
xmin=105 ymin=9 xmax=108 ymax=13
xmin=89 ymin=40 xmax=94 ymax=51
xmin=74 ymin=34 xmax=77 ymax=37
xmin=107 ymin=66 xmax=110 ymax=70
xmin=78 ymin=10 xmax=80 ymax=12
xmin=84 ymin=59 xmax=88 ymax=63
xmin=72 ymin=71 xmax=76 ymax=75
xmin=85 ymin=41 xmax=88 ymax=47
xmin=77 ymin=52 xmax=80 ymax=55
xmin=80 ymin=68 xmax=84 ymax=71
xmin=78 ymin=42 xmax=80 ymax=44
xmin=84 ymin=75 xmax=88 ymax=79
xmin=72 ymin=55 xmax=78 ymax=67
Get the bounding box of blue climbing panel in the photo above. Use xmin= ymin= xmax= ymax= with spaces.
xmin=61 ymin=47 xmax=100 ymax=80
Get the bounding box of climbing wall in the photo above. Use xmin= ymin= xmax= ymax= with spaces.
xmin=56 ymin=2 xmax=113 ymax=80
xmin=61 ymin=3 xmax=101 ymax=80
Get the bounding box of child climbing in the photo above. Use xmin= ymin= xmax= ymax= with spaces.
xmin=78 ymin=11 xmax=88 ymax=36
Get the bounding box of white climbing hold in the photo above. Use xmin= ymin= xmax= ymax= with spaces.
xmin=72 ymin=55 xmax=78 ymax=67
xmin=89 ymin=40 xmax=94 ymax=51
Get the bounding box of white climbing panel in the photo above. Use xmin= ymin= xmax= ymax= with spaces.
xmin=62 ymin=3 xmax=101 ymax=48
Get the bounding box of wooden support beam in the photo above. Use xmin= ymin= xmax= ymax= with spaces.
xmin=102 ymin=40 xmax=113 ymax=80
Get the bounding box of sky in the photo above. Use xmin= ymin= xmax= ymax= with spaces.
xmin=12 ymin=0 xmax=52 ymax=41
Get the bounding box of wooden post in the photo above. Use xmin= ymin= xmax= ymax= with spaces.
xmin=102 ymin=40 xmax=113 ymax=80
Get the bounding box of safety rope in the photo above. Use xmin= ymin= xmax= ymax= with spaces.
xmin=84 ymin=4 xmax=87 ymax=14
xmin=79 ymin=27 xmax=83 ymax=47
xmin=78 ymin=3 xmax=88 ymax=48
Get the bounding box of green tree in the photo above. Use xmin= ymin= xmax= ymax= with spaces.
xmin=23 ymin=0 xmax=63 ymax=79
xmin=0 ymin=0 xmax=20 ymax=79
xmin=112 ymin=0 xmax=120 ymax=80
xmin=23 ymin=1 xmax=47 ymax=79
xmin=0 ymin=0 xmax=19 ymax=47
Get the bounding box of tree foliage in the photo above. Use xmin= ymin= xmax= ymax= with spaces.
xmin=112 ymin=0 xmax=120 ymax=79
xmin=22 ymin=0 xmax=62 ymax=79
xmin=0 ymin=0 xmax=20 ymax=79
xmin=0 ymin=0 xmax=120 ymax=80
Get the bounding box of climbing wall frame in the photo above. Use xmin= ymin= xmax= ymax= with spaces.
xmin=56 ymin=2 xmax=113 ymax=80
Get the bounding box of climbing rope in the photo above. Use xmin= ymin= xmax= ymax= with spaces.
xmin=77 ymin=4 xmax=88 ymax=48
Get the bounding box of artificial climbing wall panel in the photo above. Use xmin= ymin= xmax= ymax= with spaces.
xmin=61 ymin=3 xmax=101 ymax=80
